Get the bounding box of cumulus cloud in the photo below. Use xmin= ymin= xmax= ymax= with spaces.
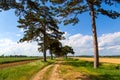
xmin=61 ymin=33 xmax=93 ymax=56
xmin=0 ymin=32 xmax=120 ymax=56
xmin=0 ymin=39 xmax=41 ymax=56
xmin=61 ymin=32 xmax=120 ymax=56
xmin=99 ymin=32 xmax=120 ymax=47
xmin=98 ymin=32 xmax=120 ymax=55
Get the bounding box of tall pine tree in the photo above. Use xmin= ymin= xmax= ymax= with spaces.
xmin=17 ymin=0 xmax=63 ymax=61
xmin=50 ymin=0 xmax=120 ymax=68
xmin=0 ymin=0 xmax=22 ymax=11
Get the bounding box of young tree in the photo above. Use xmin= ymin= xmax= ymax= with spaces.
xmin=50 ymin=0 xmax=120 ymax=68
xmin=17 ymin=0 xmax=63 ymax=62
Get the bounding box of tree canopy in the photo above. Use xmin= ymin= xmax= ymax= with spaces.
xmin=48 ymin=0 xmax=120 ymax=68
xmin=17 ymin=0 xmax=64 ymax=61
xmin=61 ymin=45 xmax=74 ymax=58
xmin=50 ymin=0 xmax=120 ymax=25
xmin=0 ymin=0 xmax=22 ymax=11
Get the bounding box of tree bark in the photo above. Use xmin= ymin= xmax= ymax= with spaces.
xmin=43 ymin=25 xmax=47 ymax=62
xmin=50 ymin=49 xmax=53 ymax=60
xmin=65 ymin=54 xmax=67 ymax=59
xmin=89 ymin=3 xmax=99 ymax=68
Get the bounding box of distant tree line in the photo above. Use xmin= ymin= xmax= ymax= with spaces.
xmin=0 ymin=54 xmax=27 ymax=58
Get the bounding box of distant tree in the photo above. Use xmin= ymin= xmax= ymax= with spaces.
xmin=61 ymin=45 xmax=74 ymax=58
xmin=38 ymin=37 xmax=63 ymax=60
xmin=0 ymin=54 xmax=4 ymax=57
xmin=49 ymin=39 xmax=63 ymax=58
xmin=50 ymin=0 xmax=120 ymax=68
xmin=17 ymin=0 xmax=63 ymax=62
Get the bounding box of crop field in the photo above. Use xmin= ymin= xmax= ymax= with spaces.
xmin=0 ymin=57 xmax=39 ymax=64
xmin=58 ymin=58 xmax=120 ymax=80
xmin=75 ymin=57 xmax=120 ymax=64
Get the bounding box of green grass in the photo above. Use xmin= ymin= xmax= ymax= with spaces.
xmin=60 ymin=58 xmax=120 ymax=80
xmin=43 ymin=65 xmax=54 ymax=80
xmin=0 ymin=59 xmax=55 ymax=80
xmin=0 ymin=57 xmax=39 ymax=64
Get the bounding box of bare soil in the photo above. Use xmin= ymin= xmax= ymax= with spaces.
xmin=49 ymin=62 xmax=63 ymax=80
xmin=0 ymin=60 xmax=37 ymax=69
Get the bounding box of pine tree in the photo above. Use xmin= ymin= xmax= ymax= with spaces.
xmin=17 ymin=0 xmax=63 ymax=61
xmin=49 ymin=39 xmax=63 ymax=58
xmin=50 ymin=0 xmax=120 ymax=68
xmin=38 ymin=35 xmax=64 ymax=60
xmin=0 ymin=0 xmax=21 ymax=11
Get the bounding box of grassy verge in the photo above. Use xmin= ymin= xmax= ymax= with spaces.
xmin=0 ymin=59 xmax=55 ymax=80
xmin=0 ymin=57 xmax=40 ymax=64
xmin=59 ymin=58 xmax=120 ymax=80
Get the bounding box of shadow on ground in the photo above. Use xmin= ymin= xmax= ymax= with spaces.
xmin=60 ymin=58 xmax=120 ymax=80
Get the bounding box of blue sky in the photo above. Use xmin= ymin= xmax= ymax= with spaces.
xmin=0 ymin=9 xmax=20 ymax=41
xmin=59 ymin=12 xmax=120 ymax=36
xmin=0 ymin=8 xmax=120 ymax=56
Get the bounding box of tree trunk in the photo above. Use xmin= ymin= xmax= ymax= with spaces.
xmin=43 ymin=25 xmax=47 ymax=62
xmin=50 ymin=49 xmax=53 ymax=60
xmin=89 ymin=3 xmax=99 ymax=68
xmin=65 ymin=54 xmax=67 ymax=59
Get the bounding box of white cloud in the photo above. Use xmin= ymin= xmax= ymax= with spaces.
xmin=0 ymin=32 xmax=120 ymax=56
xmin=0 ymin=39 xmax=42 ymax=56
xmin=61 ymin=32 xmax=120 ymax=56
xmin=99 ymin=32 xmax=120 ymax=47
xmin=98 ymin=32 xmax=120 ymax=55
xmin=16 ymin=34 xmax=22 ymax=37
xmin=61 ymin=34 xmax=93 ymax=56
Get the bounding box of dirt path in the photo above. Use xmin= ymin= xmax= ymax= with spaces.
xmin=49 ymin=62 xmax=63 ymax=80
xmin=31 ymin=61 xmax=63 ymax=80
xmin=0 ymin=60 xmax=37 ymax=69
xmin=30 ymin=64 xmax=54 ymax=80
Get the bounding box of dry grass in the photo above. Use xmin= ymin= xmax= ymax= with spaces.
xmin=76 ymin=57 xmax=120 ymax=64
xmin=59 ymin=64 xmax=90 ymax=80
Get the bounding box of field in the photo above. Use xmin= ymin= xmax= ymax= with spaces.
xmin=75 ymin=57 xmax=120 ymax=64
xmin=58 ymin=58 xmax=120 ymax=80
xmin=0 ymin=57 xmax=120 ymax=80
xmin=0 ymin=57 xmax=39 ymax=64
xmin=0 ymin=59 xmax=55 ymax=80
